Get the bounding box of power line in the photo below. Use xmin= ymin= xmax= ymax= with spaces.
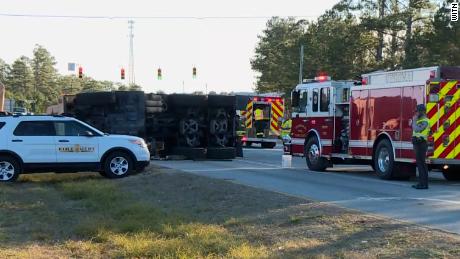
xmin=0 ymin=13 xmax=320 ymax=20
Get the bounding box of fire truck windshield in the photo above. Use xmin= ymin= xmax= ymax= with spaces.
xmin=299 ymin=91 xmax=308 ymax=112
xmin=320 ymin=88 xmax=330 ymax=112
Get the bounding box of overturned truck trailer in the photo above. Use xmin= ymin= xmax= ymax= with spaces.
xmin=64 ymin=91 xmax=236 ymax=160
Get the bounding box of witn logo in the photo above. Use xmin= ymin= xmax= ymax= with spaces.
xmin=452 ymin=1 xmax=459 ymax=22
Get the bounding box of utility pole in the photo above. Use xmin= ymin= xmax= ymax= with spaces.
xmin=128 ymin=20 xmax=135 ymax=86
xmin=34 ymin=61 xmax=39 ymax=113
xmin=299 ymin=45 xmax=304 ymax=84
xmin=376 ymin=0 xmax=385 ymax=62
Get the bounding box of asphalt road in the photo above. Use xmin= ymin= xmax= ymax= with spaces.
xmin=153 ymin=146 xmax=460 ymax=234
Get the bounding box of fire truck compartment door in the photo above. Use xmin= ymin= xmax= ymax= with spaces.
xmin=401 ymin=86 xmax=424 ymax=157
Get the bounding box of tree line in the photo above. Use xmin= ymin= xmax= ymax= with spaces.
xmin=251 ymin=0 xmax=459 ymax=96
xmin=0 ymin=45 xmax=139 ymax=113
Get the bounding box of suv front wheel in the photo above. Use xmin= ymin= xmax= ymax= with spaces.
xmin=0 ymin=156 xmax=21 ymax=182
xmin=103 ymin=152 xmax=133 ymax=179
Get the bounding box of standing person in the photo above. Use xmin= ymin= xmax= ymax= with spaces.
xmin=280 ymin=117 xmax=292 ymax=144
xmin=235 ymin=115 xmax=245 ymax=157
xmin=254 ymin=108 xmax=264 ymax=138
xmin=412 ymin=104 xmax=430 ymax=189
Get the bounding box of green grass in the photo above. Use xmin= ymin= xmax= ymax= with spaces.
xmin=0 ymin=173 xmax=268 ymax=258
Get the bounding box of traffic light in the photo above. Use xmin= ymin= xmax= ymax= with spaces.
xmin=78 ymin=66 xmax=83 ymax=78
xmin=121 ymin=68 xmax=125 ymax=80
xmin=157 ymin=68 xmax=162 ymax=80
xmin=192 ymin=67 xmax=197 ymax=79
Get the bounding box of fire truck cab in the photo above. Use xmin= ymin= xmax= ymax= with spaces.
xmin=286 ymin=67 xmax=460 ymax=181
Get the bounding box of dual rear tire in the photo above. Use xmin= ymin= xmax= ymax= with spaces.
xmin=373 ymin=139 xmax=414 ymax=180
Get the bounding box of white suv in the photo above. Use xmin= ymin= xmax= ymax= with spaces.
xmin=0 ymin=115 xmax=150 ymax=182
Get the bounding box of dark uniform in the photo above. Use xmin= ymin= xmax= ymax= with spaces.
xmin=235 ymin=115 xmax=245 ymax=157
xmin=412 ymin=104 xmax=430 ymax=189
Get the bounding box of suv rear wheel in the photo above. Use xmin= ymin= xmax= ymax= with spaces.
xmin=103 ymin=152 xmax=133 ymax=179
xmin=0 ymin=156 xmax=21 ymax=182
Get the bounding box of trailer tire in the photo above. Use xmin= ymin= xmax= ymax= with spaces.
xmin=146 ymin=100 xmax=163 ymax=107
xmin=146 ymin=107 xmax=165 ymax=113
xmin=305 ymin=137 xmax=328 ymax=171
xmin=442 ymin=166 xmax=460 ymax=181
xmin=146 ymin=94 xmax=162 ymax=101
xmin=373 ymin=139 xmax=396 ymax=180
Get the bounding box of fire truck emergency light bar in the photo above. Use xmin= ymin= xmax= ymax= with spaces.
xmin=314 ymin=75 xmax=331 ymax=82
xmin=253 ymin=97 xmax=282 ymax=102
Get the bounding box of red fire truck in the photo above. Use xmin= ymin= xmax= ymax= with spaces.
xmin=284 ymin=66 xmax=460 ymax=180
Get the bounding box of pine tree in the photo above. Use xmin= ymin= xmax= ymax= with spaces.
xmin=0 ymin=58 xmax=9 ymax=85
xmin=7 ymin=56 xmax=34 ymax=108
xmin=32 ymin=45 xmax=59 ymax=112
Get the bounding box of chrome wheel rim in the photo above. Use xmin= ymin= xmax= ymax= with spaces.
xmin=308 ymin=144 xmax=320 ymax=164
xmin=110 ymin=157 xmax=129 ymax=175
xmin=0 ymin=161 xmax=15 ymax=181
xmin=377 ymin=148 xmax=390 ymax=173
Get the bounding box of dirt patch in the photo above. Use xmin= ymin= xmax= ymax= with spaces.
xmin=0 ymin=165 xmax=459 ymax=258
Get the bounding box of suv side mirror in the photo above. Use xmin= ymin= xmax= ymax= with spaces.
xmin=291 ymin=91 xmax=300 ymax=108
xmin=81 ymin=131 xmax=94 ymax=137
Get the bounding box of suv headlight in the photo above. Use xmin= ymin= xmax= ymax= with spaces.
xmin=130 ymin=139 xmax=148 ymax=148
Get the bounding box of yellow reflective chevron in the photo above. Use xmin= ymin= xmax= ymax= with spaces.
xmin=245 ymin=101 xmax=253 ymax=128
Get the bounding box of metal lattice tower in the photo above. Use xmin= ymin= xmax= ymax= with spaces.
xmin=128 ymin=20 xmax=135 ymax=86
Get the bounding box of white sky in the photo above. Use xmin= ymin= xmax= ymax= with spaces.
xmin=0 ymin=0 xmax=338 ymax=94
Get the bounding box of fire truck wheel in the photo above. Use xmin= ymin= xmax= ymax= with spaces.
xmin=442 ymin=166 xmax=460 ymax=181
xmin=374 ymin=139 xmax=396 ymax=180
xmin=305 ymin=137 xmax=328 ymax=171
